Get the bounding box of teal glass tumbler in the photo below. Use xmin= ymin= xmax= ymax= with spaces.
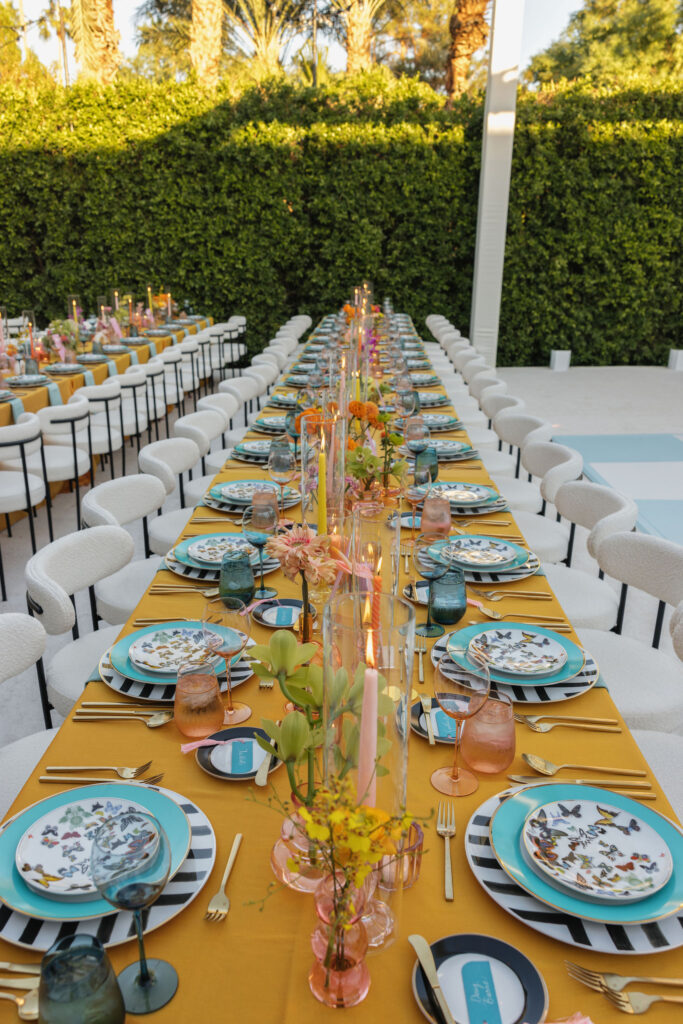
xmin=39 ymin=935 xmax=125 ymax=1024
xmin=430 ymin=567 xmax=467 ymax=627
xmin=219 ymin=550 xmax=255 ymax=606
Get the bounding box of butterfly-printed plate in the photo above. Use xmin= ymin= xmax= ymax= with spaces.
xmin=1 ymin=785 xmax=190 ymax=921
xmin=521 ymin=798 xmax=673 ymax=903
xmin=469 ymin=626 xmax=568 ymax=676
xmin=16 ymin=795 xmax=147 ymax=901
xmin=488 ymin=784 xmax=683 ymax=925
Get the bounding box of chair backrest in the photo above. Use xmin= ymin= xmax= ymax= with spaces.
xmin=160 ymin=347 xmax=183 ymax=366
xmin=265 ymin=345 xmax=289 ymax=370
xmin=37 ymin=396 xmax=90 ymax=436
xmin=82 ymin=474 xmax=166 ymax=527
xmin=596 ymin=533 xmax=683 ymax=609
xmin=493 ymin=411 xmax=551 ymax=448
xmin=461 ymin=359 xmax=491 ymax=385
xmin=479 ymin=392 xmax=524 ymax=420
xmin=452 ymin=348 xmax=478 ymax=373
xmin=553 ymin=481 xmax=638 ymax=558
xmin=173 ymin=409 xmax=227 ymax=453
xmin=0 ymin=613 xmax=46 ymax=684
xmin=242 ymin=367 xmax=270 ymax=392
xmin=220 ymin=376 xmax=258 ymax=402
xmin=25 ymin=525 xmax=134 ymax=635
xmin=671 ymin=601 xmax=683 ymax=660
xmin=521 ymin=442 xmax=583 ymax=502
xmin=70 ymin=381 xmax=121 ymax=408
xmin=469 ymin=374 xmax=507 ymax=402
xmin=197 ymin=393 xmax=240 ymax=422
xmin=0 ymin=412 xmax=43 ymax=460
xmin=138 ymin=437 xmax=200 ymax=493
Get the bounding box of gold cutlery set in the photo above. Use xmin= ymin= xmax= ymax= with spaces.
xmin=566 ymin=960 xmax=683 ymax=1014
xmin=73 ymin=702 xmax=174 ymax=729
xmin=39 ymin=759 xmax=164 ymax=785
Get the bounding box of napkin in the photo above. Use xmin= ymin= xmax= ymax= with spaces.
xmin=525 ymin=1016 xmax=594 ymax=1024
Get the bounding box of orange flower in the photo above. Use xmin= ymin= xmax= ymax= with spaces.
xmin=363 ymin=401 xmax=379 ymax=422
xmin=295 ymin=407 xmax=318 ymax=432
xmin=347 ymin=437 xmax=358 ymax=451
xmin=348 ymin=400 xmax=365 ymax=419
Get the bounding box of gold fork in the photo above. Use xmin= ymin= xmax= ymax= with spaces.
xmin=204 ymin=833 xmax=243 ymax=922
xmin=603 ymin=989 xmax=683 ymax=1014
xmin=43 ymin=761 xmax=152 ymax=780
xmin=519 ymin=719 xmax=621 ymax=734
xmin=40 ymin=772 xmax=165 ymax=785
xmin=565 ymin=960 xmax=683 ymax=994
xmin=400 ymin=542 xmax=411 ymax=574
xmin=436 ymin=802 xmax=455 ymax=901
xmin=514 ymin=712 xmax=618 ymax=727
xmin=472 ymin=605 xmax=567 ymax=624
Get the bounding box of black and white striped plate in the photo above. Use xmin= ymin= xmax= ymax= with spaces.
xmin=226 ymin=450 xmax=269 ymax=465
xmin=200 ymin=493 xmax=300 ymax=514
xmin=98 ymin=652 xmax=254 ymax=703
xmin=466 ymin=788 xmax=683 ymax=955
xmin=418 ymin=550 xmax=540 ymax=584
xmin=0 ymin=785 xmax=216 ymax=951
xmin=450 ymin=499 xmax=510 ymax=517
xmin=163 ymin=554 xmax=280 ymax=581
xmin=431 ymin=634 xmax=599 ymax=704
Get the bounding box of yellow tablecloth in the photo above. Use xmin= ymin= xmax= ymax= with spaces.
xmin=1 ymin=329 xmax=676 ymax=1023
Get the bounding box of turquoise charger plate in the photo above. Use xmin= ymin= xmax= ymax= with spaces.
xmin=490 ymin=784 xmax=683 ymax=925
xmin=109 ymin=620 xmax=237 ymax=684
xmin=0 ymin=783 xmax=191 ymax=921
xmin=419 ymin=482 xmax=499 ymax=506
xmin=445 ymin=623 xmax=585 ymax=686
xmin=172 ymin=533 xmax=259 ymax=570
xmin=428 ymin=536 xmax=529 ymax=572
xmin=208 ymin=480 xmax=293 ymax=505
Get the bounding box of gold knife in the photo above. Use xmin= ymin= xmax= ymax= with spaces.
xmin=0 ymin=964 xmax=40 ymax=976
xmin=508 ymin=776 xmax=652 ymax=787
xmin=408 ymin=935 xmax=455 ymax=1024
xmin=0 ymin=976 xmax=40 ymax=990
xmin=420 ymin=696 xmax=436 ymax=746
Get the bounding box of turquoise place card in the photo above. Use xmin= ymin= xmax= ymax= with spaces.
xmin=461 ymin=961 xmax=502 ymax=1024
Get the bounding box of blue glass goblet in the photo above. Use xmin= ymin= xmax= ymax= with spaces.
xmin=219 ymin=549 xmax=255 ymax=606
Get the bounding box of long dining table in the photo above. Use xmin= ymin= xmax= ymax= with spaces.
xmin=1 ymin=316 xmax=679 ymax=1023
xmin=0 ymin=319 xmax=212 ymax=427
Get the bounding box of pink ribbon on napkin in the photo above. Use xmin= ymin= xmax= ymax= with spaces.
xmin=181 ymin=738 xmax=232 ymax=754
xmin=524 ymin=1016 xmax=594 ymax=1024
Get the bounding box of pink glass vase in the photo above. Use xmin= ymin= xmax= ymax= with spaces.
xmin=270 ymin=811 xmax=326 ymax=894
xmin=309 ymin=875 xmax=371 ymax=1009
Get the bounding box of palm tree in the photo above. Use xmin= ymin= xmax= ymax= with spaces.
xmin=190 ymin=0 xmax=223 ymax=86
xmin=71 ymin=0 xmax=120 ymax=83
xmin=334 ymin=0 xmax=387 ymax=73
xmin=224 ymin=0 xmax=294 ymax=79
xmin=445 ymin=0 xmax=489 ymax=99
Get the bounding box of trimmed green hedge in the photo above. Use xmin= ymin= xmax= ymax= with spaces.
xmin=0 ymin=72 xmax=680 ymax=364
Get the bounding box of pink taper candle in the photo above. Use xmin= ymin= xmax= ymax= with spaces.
xmin=357 ymin=631 xmax=378 ymax=807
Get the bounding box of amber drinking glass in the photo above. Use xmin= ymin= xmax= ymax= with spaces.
xmin=461 ymin=691 xmax=515 ymax=774
xmin=174 ymin=661 xmax=224 ymax=739
xmin=202 ymin=598 xmax=251 ymax=724
xmin=430 ymin=653 xmax=490 ymax=797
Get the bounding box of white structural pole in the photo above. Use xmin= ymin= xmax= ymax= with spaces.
xmin=469 ymin=0 xmax=525 ymax=367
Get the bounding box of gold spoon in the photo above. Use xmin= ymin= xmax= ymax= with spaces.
xmin=74 ymin=711 xmax=174 ymax=728
xmin=522 ymin=753 xmax=647 ymax=778
xmin=0 ymin=989 xmax=38 ymax=1020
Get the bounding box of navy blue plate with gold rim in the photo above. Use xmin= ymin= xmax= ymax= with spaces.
xmin=412 ymin=933 xmax=548 ymax=1024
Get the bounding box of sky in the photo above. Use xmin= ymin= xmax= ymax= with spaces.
xmin=21 ymin=0 xmax=583 ymax=78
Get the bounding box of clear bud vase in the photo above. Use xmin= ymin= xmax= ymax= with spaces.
xmin=309 ymin=874 xmax=371 ymax=1008
xmin=322 ymin=592 xmax=415 ymax=952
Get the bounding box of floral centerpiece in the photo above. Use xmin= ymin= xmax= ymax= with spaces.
xmin=345 ymin=399 xmax=406 ymax=504
xmin=265 ymin=525 xmax=349 ymax=642
xmin=302 ymin=775 xmax=410 ymax=1007
xmin=45 ymin=319 xmax=80 ymax=362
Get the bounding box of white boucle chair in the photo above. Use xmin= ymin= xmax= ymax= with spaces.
xmin=242 ymin=366 xmax=271 ymax=407
xmin=512 ymin=444 xmax=584 ymax=562
xmin=488 ymin=413 xmax=554 ymax=511
xmin=127 ymin=360 xmax=168 ymax=441
xmin=543 ymin=484 xmax=639 ymax=631
xmin=173 ymin=410 xmax=228 ymax=503
xmin=0 ymin=614 xmax=58 ymax=818
xmin=197 ymin=392 xmax=243 ymax=447
xmin=81 ymin=475 xmax=166 ymax=624
xmin=25 ymin=525 xmax=135 ymax=722
xmin=577 ymin=535 xmax=683 ymax=732
xmin=219 ymin=376 xmax=260 ymax=426
xmin=0 ymin=414 xmax=49 ymax=598
xmin=138 ymin=438 xmax=201 ymax=554
xmin=266 ymin=344 xmax=290 ymax=371
xmin=67 ymin=382 xmax=124 ymax=476
xmin=631 ymin=729 xmax=683 ymax=819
